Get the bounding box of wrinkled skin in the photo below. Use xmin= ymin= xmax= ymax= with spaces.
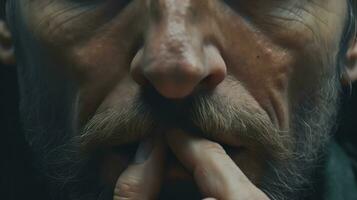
xmin=4 ymin=0 xmax=356 ymax=199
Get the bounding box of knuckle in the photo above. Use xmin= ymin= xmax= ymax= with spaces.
xmin=114 ymin=179 xmax=141 ymax=200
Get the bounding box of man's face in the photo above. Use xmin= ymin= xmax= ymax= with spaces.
xmin=8 ymin=0 xmax=349 ymax=199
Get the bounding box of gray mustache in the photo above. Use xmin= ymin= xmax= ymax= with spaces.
xmin=79 ymin=89 xmax=291 ymax=160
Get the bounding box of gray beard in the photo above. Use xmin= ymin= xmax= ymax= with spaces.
xmin=8 ymin=0 xmax=350 ymax=198
xmin=15 ymin=23 xmax=341 ymax=199
xmin=17 ymin=71 xmax=340 ymax=200
xmin=260 ymin=73 xmax=340 ymax=200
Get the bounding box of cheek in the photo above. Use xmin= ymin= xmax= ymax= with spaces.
xmin=220 ymin=20 xmax=295 ymax=130
xmin=16 ymin=0 xmax=147 ymax=122
xmin=216 ymin=0 xmax=346 ymax=130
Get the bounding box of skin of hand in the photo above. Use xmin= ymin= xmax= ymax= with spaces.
xmin=114 ymin=130 xmax=270 ymax=200
xmin=114 ymin=136 xmax=166 ymax=200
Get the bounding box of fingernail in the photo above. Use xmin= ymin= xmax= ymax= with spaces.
xmin=134 ymin=138 xmax=154 ymax=164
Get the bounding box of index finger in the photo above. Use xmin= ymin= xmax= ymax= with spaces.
xmin=167 ymin=130 xmax=269 ymax=200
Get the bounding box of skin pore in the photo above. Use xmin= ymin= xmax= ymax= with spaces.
xmin=4 ymin=0 xmax=357 ymax=199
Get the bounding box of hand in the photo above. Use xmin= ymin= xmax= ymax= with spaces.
xmin=113 ymin=130 xmax=270 ymax=200
xmin=167 ymin=130 xmax=270 ymax=200
xmin=113 ymin=137 xmax=166 ymax=200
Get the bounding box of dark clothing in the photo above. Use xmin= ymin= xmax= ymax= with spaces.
xmin=323 ymin=141 xmax=357 ymax=200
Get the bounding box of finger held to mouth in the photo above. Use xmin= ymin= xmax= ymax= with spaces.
xmin=166 ymin=129 xmax=261 ymax=199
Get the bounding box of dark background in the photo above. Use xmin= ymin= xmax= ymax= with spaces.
xmin=1 ymin=64 xmax=356 ymax=199
xmin=0 ymin=65 xmax=47 ymax=199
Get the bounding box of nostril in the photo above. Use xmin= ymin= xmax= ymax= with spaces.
xmin=131 ymin=67 xmax=149 ymax=86
xmin=132 ymin=56 xmax=209 ymax=99
xmin=201 ymin=44 xmax=227 ymax=89
xmin=130 ymin=48 xmax=149 ymax=86
xmin=144 ymin=69 xmax=203 ymax=99
xmin=201 ymin=75 xmax=218 ymax=90
xmin=202 ymin=68 xmax=226 ymax=90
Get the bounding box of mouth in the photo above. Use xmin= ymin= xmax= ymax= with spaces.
xmin=110 ymin=136 xmax=244 ymax=165
xmin=103 ymin=136 xmax=245 ymax=197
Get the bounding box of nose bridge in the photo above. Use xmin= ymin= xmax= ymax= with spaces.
xmin=147 ymin=0 xmax=195 ymax=55
xmin=144 ymin=0 xmax=205 ymax=96
xmin=130 ymin=0 xmax=226 ymax=99
xmin=150 ymin=0 xmax=193 ymax=23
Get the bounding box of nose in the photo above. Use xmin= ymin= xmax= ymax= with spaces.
xmin=130 ymin=0 xmax=226 ymax=99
